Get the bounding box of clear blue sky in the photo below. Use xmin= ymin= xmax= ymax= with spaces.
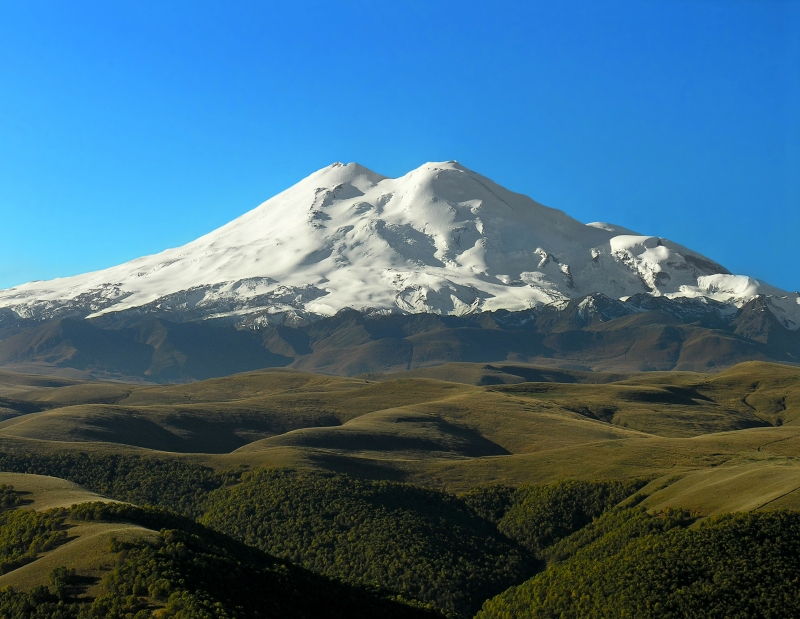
xmin=1 ymin=0 xmax=798 ymax=290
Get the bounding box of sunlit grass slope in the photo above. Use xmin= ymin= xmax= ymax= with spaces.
xmin=0 ymin=473 xmax=154 ymax=593
xmin=0 ymin=361 xmax=797 ymax=519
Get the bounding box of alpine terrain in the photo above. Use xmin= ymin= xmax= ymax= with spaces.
xmin=2 ymin=161 xmax=798 ymax=329
xmin=1 ymin=168 xmax=800 ymax=616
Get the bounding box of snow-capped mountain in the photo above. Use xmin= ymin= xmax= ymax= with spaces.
xmin=2 ymin=161 xmax=798 ymax=329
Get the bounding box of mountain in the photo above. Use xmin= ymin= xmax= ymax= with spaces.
xmin=1 ymin=166 xmax=798 ymax=618
xmin=2 ymin=161 xmax=798 ymax=330
xmin=0 ymin=294 xmax=797 ymax=381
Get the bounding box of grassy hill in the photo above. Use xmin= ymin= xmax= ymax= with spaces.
xmin=0 ymin=361 xmax=797 ymax=615
xmin=0 ymin=473 xmax=154 ymax=596
xmin=0 ymin=465 xmax=794 ymax=617
xmin=0 ymin=361 xmax=797 ymax=514
xmin=2 ymin=361 xmax=797 ymax=457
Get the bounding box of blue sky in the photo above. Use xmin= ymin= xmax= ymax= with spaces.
xmin=1 ymin=0 xmax=797 ymax=290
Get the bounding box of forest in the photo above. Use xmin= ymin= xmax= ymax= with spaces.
xmin=0 ymin=450 xmax=797 ymax=617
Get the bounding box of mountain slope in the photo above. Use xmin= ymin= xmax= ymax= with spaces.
xmin=0 ymin=293 xmax=797 ymax=382
xmin=2 ymin=161 xmax=797 ymax=329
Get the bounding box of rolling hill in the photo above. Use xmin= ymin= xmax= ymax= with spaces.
xmin=0 ymin=360 xmax=797 ymax=615
xmin=0 ymin=361 xmax=797 ymax=511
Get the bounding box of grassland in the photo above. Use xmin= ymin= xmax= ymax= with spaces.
xmin=0 ymin=357 xmax=796 ymax=616
xmin=0 ymin=361 xmax=798 ymax=519
xmin=0 ymin=472 xmax=155 ymax=595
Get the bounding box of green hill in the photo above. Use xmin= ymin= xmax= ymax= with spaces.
xmin=200 ymin=468 xmax=536 ymax=617
xmin=0 ymin=362 xmax=797 ymax=616
xmin=0 ymin=361 xmax=798 ymax=520
xmin=478 ymin=508 xmax=800 ymax=618
xmin=0 ymin=475 xmax=436 ymax=618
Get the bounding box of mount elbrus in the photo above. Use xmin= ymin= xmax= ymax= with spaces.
xmin=0 ymin=161 xmax=797 ymax=379
xmin=3 ymin=161 xmax=798 ymax=326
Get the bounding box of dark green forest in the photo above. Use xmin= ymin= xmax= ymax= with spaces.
xmin=478 ymin=508 xmax=800 ymax=618
xmin=0 ymin=507 xmax=66 ymax=575
xmin=0 ymin=452 xmax=231 ymax=517
xmin=0 ymin=499 xmax=435 ymax=618
xmin=461 ymin=479 xmax=646 ymax=556
xmin=199 ymin=469 xmax=535 ymax=616
xmin=0 ymin=451 xmax=799 ymax=617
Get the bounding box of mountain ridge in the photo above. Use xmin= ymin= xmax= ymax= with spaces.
xmin=0 ymin=293 xmax=796 ymax=382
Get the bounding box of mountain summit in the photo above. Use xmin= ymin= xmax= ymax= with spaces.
xmin=2 ymin=161 xmax=798 ymax=328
